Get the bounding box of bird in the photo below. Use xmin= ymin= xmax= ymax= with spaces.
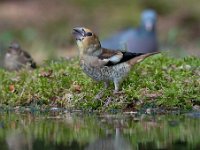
xmin=101 ymin=9 xmax=158 ymax=53
xmin=0 ymin=43 xmax=6 ymax=68
xmin=4 ymin=42 xmax=36 ymax=71
xmin=72 ymin=27 xmax=159 ymax=94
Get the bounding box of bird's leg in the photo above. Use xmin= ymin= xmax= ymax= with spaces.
xmin=94 ymin=81 xmax=109 ymax=100
xmin=104 ymin=81 xmax=110 ymax=89
xmin=113 ymin=79 xmax=120 ymax=94
xmin=113 ymin=79 xmax=124 ymax=95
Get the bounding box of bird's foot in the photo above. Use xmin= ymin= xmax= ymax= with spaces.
xmin=113 ymin=90 xmax=125 ymax=95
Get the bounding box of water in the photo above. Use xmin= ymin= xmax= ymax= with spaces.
xmin=0 ymin=110 xmax=200 ymax=150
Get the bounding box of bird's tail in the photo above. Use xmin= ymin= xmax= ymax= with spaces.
xmin=127 ymin=52 xmax=160 ymax=66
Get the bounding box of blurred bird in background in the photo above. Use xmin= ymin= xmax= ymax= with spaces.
xmin=0 ymin=43 xmax=6 ymax=68
xmin=101 ymin=9 xmax=158 ymax=53
xmin=72 ymin=27 xmax=159 ymax=94
xmin=4 ymin=42 xmax=37 ymax=71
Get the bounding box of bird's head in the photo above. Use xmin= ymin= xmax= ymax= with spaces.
xmin=72 ymin=27 xmax=101 ymax=55
xmin=8 ymin=42 xmax=21 ymax=54
xmin=141 ymin=9 xmax=157 ymax=32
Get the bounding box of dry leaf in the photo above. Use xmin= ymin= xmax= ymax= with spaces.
xmin=39 ymin=70 xmax=53 ymax=77
xmin=9 ymin=84 xmax=15 ymax=93
xmin=72 ymin=84 xmax=82 ymax=92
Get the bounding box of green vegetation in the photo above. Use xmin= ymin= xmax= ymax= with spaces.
xmin=0 ymin=53 xmax=199 ymax=111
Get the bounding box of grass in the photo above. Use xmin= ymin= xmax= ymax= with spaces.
xmin=0 ymin=52 xmax=200 ymax=112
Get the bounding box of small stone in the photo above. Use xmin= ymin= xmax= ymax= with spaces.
xmin=123 ymin=111 xmax=138 ymax=115
xmin=50 ymin=107 xmax=59 ymax=111
xmin=193 ymin=105 xmax=200 ymax=111
xmin=178 ymin=65 xmax=191 ymax=70
xmin=146 ymin=108 xmax=152 ymax=114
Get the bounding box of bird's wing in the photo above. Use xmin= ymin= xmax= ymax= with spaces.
xmin=98 ymin=48 xmax=123 ymax=64
xmin=20 ymin=50 xmax=37 ymax=68
xmin=98 ymin=48 xmax=144 ymax=66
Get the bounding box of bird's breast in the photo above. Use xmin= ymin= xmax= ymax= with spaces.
xmin=4 ymin=53 xmax=21 ymax=70
xmin=80 ymin=60 xmax=131 ymax=81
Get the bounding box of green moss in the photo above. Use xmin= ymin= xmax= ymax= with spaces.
xmin=0 ymin=54 xmax=200 ymax=111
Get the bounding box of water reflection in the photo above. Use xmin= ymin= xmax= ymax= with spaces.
xmin=0 ymin=111 xmax=200 ymax=150
xmin=6 ymin=131 xmax=32 ymax=150
xmin=85 ymin=128 xmax=132 ymax=150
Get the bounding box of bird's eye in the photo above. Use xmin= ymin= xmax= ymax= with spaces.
xmin=86 ymin=32 xmax=93 ymax=36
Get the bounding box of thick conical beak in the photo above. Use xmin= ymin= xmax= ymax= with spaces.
xmin=72 ymin=27 xmax=85 ymax=40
